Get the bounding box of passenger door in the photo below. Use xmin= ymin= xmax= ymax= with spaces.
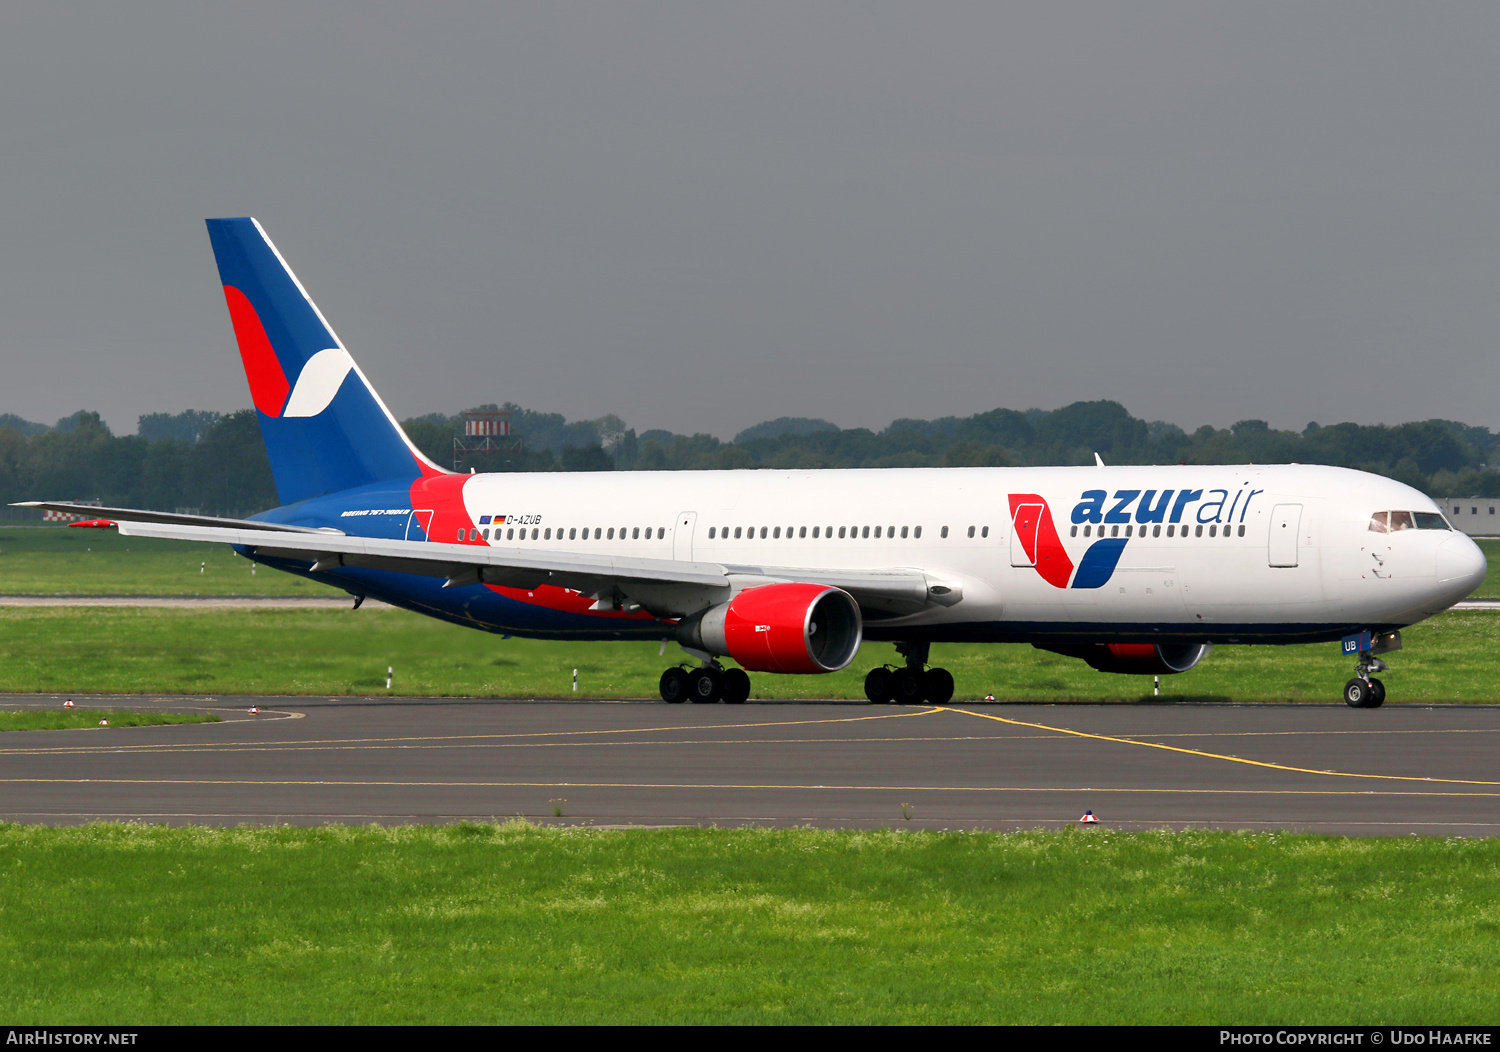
xmin=673 ymin=511 xmax=697 ymax=561
xmin=1268 ymin=504 xmax=1301 ymax=567
xmin=1010 ymin=503 xmax=1043 ymax=567
xmin=406 ymin=509 xmax=435 ymax=542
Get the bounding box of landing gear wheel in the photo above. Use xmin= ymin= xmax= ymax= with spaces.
xmin=864 ymin=667 xmax=895 ymax=704
xmin=1368 ymin=678 xmax=1386 ymax=708
xmin=688 ymin=667 xmax=722 ymax=703
xmin=924 ymin=667 xmax=955 ymax=705
xmin=720 ymin=668 xmax=751 ymax=705
xmin=1343 ymin=678 xmax=1373 ymax=708
xmin=660 ymin=667 xmax=690 ymax=704
xmin=892 ymin=666 xmax=926 ymax=704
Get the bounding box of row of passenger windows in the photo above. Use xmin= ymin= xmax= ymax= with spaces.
xmin=467 ymin=526 xmax=668 ymax=542
xmin=471 ymin=521 xmax=1268 ymax=543
xmin=1369 ymin=511 xmax=1450 ymax=534
xmin=705 ymin=525 xmax=998 ymax=540
xmin=472 ymin=523 xmax=999 ymax=543
xmin=467 ymin=516 xmax=1464 ymax=543
xmin=1071 ymin=523 xmax=1247 ymax=539
xmin=708 ymin=525 xmax=926 ymax=540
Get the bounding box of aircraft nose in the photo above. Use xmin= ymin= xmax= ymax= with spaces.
xmin=1436 ymin=533 xmax=1487 ymax=596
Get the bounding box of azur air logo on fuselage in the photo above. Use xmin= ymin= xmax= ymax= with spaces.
xmin=1009 ymin=485 xmax=1264 ymax=590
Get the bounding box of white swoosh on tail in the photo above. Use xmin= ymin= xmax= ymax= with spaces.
xmin=282 ymin=347 xmax=356 ymax=417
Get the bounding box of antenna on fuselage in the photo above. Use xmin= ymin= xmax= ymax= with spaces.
xmin=1094 ymin=452 xmax=1105 ymax=468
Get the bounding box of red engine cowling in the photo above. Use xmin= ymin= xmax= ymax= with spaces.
xmin=676 ymin=583 xmax=863 ymax=674
xmin=1036 ymin=643 xmax=1212 ymax=675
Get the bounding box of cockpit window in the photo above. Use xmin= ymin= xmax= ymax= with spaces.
xmin=1369 ymin=510 xmax=1451 ymax=533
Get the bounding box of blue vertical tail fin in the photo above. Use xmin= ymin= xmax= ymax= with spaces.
xmin=205 ymin=217 xmax=447 ymax=506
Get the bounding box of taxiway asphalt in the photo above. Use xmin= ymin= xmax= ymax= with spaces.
xmin=0 ymin=695 xmax=1495 ymax=835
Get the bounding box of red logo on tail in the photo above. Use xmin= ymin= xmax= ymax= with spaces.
xmin=222 ymin=286 xmax=290 ymax=416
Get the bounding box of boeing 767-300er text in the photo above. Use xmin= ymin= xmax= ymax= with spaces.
xmin=19 ymin=219 xmax=1488 ymax=706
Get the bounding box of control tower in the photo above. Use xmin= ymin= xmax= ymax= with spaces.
xmin=453 ymin=408 xmax=523 ymax=469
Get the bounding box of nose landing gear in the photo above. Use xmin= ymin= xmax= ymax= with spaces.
xmin=1343 ymin=645 xmax=1389 ymax=708
xmin=1340 ymin=630 xmax=1401 ymax=708
xmin=1343 ymin=676 xmax=1385 ymax=708
xmin=864 ymin=642 xmax=955 ymax=705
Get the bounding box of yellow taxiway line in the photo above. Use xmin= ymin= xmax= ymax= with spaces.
xmin=0 ymin=706 xmax=944 ymax=756
xmin=946 ymin=708 xmax=1500 ymax=786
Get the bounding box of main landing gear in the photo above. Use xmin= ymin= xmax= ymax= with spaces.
xmin=659 ymin=664 xmax=751 ymax=705
xmin=864 ymin=641 xmax=955 ymax=705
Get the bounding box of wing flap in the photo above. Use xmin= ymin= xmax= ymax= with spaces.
xmin=58 ymin=514 xmax=957 ymax=617
xmin=110 ymin=519 xmax=733 ymax=590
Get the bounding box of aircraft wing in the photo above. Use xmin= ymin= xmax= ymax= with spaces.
xmin=86 ymin=517 xmax=957 ymax=617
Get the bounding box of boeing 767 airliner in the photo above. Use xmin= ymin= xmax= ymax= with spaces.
xmin=20 ymin=219 xmax=1488 ymax=707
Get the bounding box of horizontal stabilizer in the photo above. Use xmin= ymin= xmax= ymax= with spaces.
xmin=10 ymin=502 xmax=342 ymax=535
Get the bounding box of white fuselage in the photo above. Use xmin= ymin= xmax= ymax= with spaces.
xmin=433 ymin=463 xmax=1485 ymax=644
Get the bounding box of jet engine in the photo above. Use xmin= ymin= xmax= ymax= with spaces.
xmin=1036 ymin=642 xmax=1212 ymax=676
xmin=676 ymin=583 xmax=863 ymax=674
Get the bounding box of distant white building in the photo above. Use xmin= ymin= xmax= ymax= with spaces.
xmin=1440 ymin=498 xmax=1500 ymax=536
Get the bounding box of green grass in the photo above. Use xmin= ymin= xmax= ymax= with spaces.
xmin=0 ymin=709 xmax=219 ymax=732
xmin=1475 ymin=538 xmax=1500 ymax=597
xmin=0 ymin=605 xmax=1495 ymax=701
xmin=0 ymin=526 xmax=335 ymax=596
xmin=0 ymin=824 xmax=1495 ymax=1024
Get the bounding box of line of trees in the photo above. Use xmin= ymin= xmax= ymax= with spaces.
xmin=409 ymin=401 xmax=1500 ymax=498
xmin=0 ymin=401 xmax=1496 ymax=519
xmin=0 ymin=410 xmax=275 ymax=518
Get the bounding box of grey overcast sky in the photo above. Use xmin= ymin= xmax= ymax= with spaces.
xmin=1 ymin=2 xmax=1497 ymax=438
